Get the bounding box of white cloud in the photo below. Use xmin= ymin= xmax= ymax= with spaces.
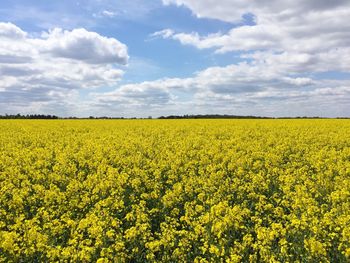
xmin=0 ymin=22 xmax=27 ymax=39
xmin=150 ymin=29 xmax=175 ymax=39
xmin=242 ymin=49 xmax=350 ymax=73
xmin=158 ymin=1 xmax=350 ymax=74
xmin=162 ymin=0 xmax=350 ymax=23
xmin=93 ymin=10 xmax=120 ymax=19
xmin=0 ymin=22 xmax=128 ymax=114
xmin=102 ymin=10 xmax=118 ymax=18
xmin=92 ymin=61 xmax=350 ymax=117
xmin=38 ymin=28 xmax=128 ymax=64
xmin=1 ymin=1 xmax=349 ymax=117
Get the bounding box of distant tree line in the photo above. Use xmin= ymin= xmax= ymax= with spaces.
xmin=0 ymin=113 xmax=347 ymax=119
xmin=158 ymin=115 xmax=350 ymax=119
xmin=0 ymin=114 xmax=59 ymax=119
xmin=87 ymin=116 xmax=125 ymax=119
xmin=158 ymin=114 xmax=272 ymax=119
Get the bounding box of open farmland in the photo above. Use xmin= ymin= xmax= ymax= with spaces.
xmin=0 ymin=119 xmax=349 ymax=262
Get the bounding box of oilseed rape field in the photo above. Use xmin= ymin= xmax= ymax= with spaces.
xmin=0 ymin=120 xmax=349 ymax=262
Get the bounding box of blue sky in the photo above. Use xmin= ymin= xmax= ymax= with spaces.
xmin=0 ymin=0 xmax=349 ymax=117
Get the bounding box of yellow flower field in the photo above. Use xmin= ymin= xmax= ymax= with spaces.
xmin=0 ymin=119 xmax=349 ymax=262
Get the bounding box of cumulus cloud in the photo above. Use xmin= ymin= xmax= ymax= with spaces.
xmin=95 ymin=84 xmax=173 ymax=106
xmin=92 ymin=61 xmax=349 ymax=117
xmin=38 ymin=28 xmax=128 ymax=64
xmin=157 ymin=1 xmax=350 ymax=74
xmin=0 ymin=22 xmax=128 ymax=114
xmin=1 ymin=1 xmax=349 ymax=117
xmin=0 ymin=22 xmax=27 ymax=39
xmin=162 ymin=0 xmax=350 ymax=23
xmin=137 ymin=0 xmax=350 ymax=117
